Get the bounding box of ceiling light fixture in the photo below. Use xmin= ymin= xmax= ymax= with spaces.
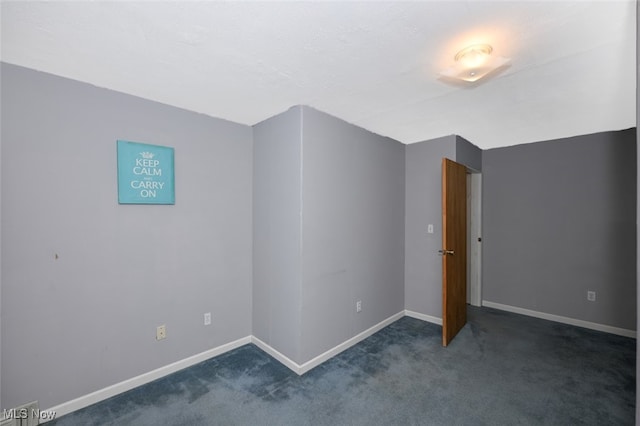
xmin=440 ymin=44 xmax=510 ymax=83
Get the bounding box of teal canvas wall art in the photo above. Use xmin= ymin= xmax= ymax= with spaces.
xmin=117 ymin=140 xmax=175 ymax=204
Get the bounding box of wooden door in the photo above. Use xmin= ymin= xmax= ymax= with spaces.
xmin=442 ymin=158 xmax=467 ymax=347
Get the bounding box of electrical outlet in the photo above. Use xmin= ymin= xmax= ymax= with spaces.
xmin=356 ymin=300 xmax=362 ymax=313
xmin=587 ymin=291 xmax=596 ymax=302
xmin=156 ymin=325 xmax=167 ymax=340
xmin=204 ymin=312 xmax=211 ymax=325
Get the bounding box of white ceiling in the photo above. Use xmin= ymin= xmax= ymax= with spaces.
xmin=1 ymin=1 xmax=636 ymax=149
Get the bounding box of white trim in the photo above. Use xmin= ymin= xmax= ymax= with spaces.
xmin=297 ymin=311 xmax=404 ymax=375
xmin=469 ymin=172 xmax=482 ymax=307
xmin=482 ymin=301 xmax=637 ymax=339
xmin=404 ymin=310 xmax=442 ymax=325
xmin=42 ymin=312 xmax=407 ymax=421
xmin=251 ymin=336 xmax=302 ymax=375
xmin=42 ymin=336 xmax=252 ymax=422
xmin=253 ymin=311 xmax=405 ymax=375
xmin=38 ymin=305 xmax=637 ymax=422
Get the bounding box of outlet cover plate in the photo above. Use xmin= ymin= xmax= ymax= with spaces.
xmin=156 ymin=325 xmax=167 ymax=340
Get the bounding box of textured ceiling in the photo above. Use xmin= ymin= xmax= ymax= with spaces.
xmin=1 ymin=1 xmax=636 ymax=149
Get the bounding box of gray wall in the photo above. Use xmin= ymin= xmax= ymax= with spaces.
xmin=483 ymin=129 xmax=637 ymax=330
xmin=0 ymin=63 xmax=253 ymax=410
xmin=253 ymin=106 xmax=405 ymax=365
xmin=404 ymin=136 xmax=457 ymax=317
xmin=299 ymin=107 xmax=405 ymax=363
xmin=456 ymin=135 xmax=482 ymax=172
xmin=252 ymin=106 xmax=303 ymax=362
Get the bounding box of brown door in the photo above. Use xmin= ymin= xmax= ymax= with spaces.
xmin=441 ymin=158 xmax=467 ymax=347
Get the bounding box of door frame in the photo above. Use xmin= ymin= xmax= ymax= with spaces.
xmin=468 ymin=172 xmax=482 ymax=307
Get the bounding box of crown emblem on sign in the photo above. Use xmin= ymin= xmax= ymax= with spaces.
xmin=140 ymin=152 xmax=155 ymax=159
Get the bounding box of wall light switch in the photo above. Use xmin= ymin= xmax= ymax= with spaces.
xmin=204 ymin=312 xmax=211 ymax=325
xmin=427 ymin=224 xmax=434 ymax=234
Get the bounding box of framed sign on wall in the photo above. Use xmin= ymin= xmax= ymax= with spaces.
xmin=117 ymin=140 xmax=175 ymax=204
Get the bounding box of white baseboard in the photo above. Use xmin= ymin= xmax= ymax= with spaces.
xmin=297 ymin=311 xmax=404 ymax=375
xmin=42 ymin=336 xmax=252 ymax=422
xmin=482 ymin=301 xmax=637 ymax=339
xmin=42 ymin=312 xmax=405 ymax=421
xmin=42 ymin=304 xmax=634 ymax=422
xmin=251 ymin=336 xmax=302 ymax=374
xmin=253 ymin=311 xmax=405 ymax=375
xmin=404 ymin=310 xmax=442 ymax=325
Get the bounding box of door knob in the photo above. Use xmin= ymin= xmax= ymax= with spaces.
xmin=438 ymin=249 xmax=455 ymax=255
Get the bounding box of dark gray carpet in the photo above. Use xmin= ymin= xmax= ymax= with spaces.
xmin=49 ymin=307 xmax=635 ymax=425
